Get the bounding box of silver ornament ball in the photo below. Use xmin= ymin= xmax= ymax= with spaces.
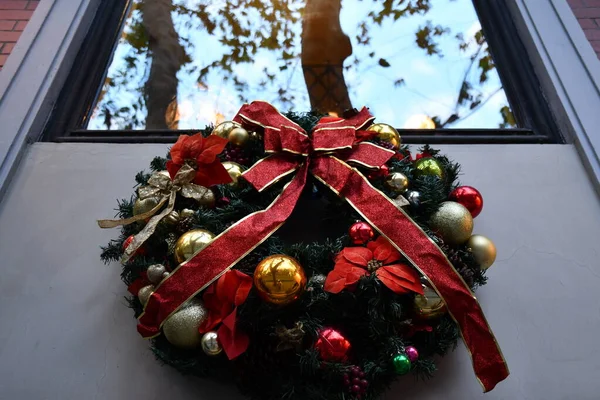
xmin=201 ymin=331 xmax=223 ymax=356
xmin=405 ymin=190 xmax=421 ymax=207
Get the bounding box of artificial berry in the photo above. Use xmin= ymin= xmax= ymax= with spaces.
xmin=360 ymin=379 xmax=368 ymax=388
xmin=343 ymin=377 xmax=350 ymax=386
xmin=352 ymin=377 xmax=361 ymax=385
xmin=351 ymin=385 xmax=361 ymax=393
xmin=358 ymin=371 xmax=365 ymax=379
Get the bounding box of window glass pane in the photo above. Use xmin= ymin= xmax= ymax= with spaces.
xmin=88 ymin=0 xmax=517 ymax=130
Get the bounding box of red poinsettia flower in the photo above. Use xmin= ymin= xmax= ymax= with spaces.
xmin=166 ymin=134 xmax=232 ymax=187
xmin=324 ymin=236 xmax=424 ymax=295
xmin=199 ymin=269 xmax=252 ymax=360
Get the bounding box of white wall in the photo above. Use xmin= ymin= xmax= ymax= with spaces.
xmin=0 ymin=143 xmax=599 ymax=399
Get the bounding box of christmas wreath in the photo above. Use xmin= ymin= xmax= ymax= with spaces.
xmin=99 ymin=101 xmax=508 ymax=399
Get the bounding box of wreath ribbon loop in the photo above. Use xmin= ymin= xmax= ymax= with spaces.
xmin=136 ymin=101 xmax=508 ymax=392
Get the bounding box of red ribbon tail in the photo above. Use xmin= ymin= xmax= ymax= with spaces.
xmin=137 ymin=164 xmax=309 ymax=338
xmin=311 ymin=156 xmax=509 ymax=392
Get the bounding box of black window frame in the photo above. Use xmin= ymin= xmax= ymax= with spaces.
xmin=42 ymin=0 xmax=562 ymax=144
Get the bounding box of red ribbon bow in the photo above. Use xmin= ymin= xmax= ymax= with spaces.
xmin=137 ymin=101 xmax=508 ymax=391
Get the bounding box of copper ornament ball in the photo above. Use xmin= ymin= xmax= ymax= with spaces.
xmin=253 ymin=255 xmax=307 ymax=305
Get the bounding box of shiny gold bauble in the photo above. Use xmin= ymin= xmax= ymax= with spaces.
xmin=228 ymin=126 xmax=250 ymax=146
xmin=163 ymin=299 xmax=208 ymax=349
xmin=174 ymin=229 xmax=215 ymax=263
xmin=138 ymin=284 xmax=154 ymax=306
xmin=253 ymin=255 xmax=307 ymax=305
xmin=385 ymin=172 xmax=409 ymax=194
xmin=180 ymin=208 xmax=195 ymax=219
xmin=413 ymin=285 xmax=446 ymax=320
xmin=467 ymin=235 xmax=497 ymax=270
xmin=367 ymin=123 xmax=401 ymax=149
xmin=201 ymin=331 xmax=223 ymax=356
xmin=414 ymin=157 xmax=444 ymax=179
xmin=133 ymin=196 xmax=161 ymax=216
xmin=429 ymin=201 xmax=473 ymax=245
xmin=212 ymin=121 xmax=241 ymax=139
xmin=146 ymin=264 xmax=167 ymax=284
xmin=223 ymin=161 xmax=245 ymax=187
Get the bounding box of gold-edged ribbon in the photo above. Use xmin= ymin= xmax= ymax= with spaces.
xmin=97 ymin=164 xmax=211 ymax=263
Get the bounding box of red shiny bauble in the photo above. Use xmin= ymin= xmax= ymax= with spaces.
xmin=349 ymin=222 xmax=374 ymax=245
xmin=449 ymin=186 xmax=483 ymax=218
xmin=123 ymin=235 xmax=146 ymax=257
xmin=315 ymin=328 xmax=351 ymax=362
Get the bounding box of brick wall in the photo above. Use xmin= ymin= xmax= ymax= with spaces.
xmin=569 ymin=0 xmax=600 ymax=58
xmin=0 ymin=0 xmax=39 ymax=70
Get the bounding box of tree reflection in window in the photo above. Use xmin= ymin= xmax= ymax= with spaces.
xmin=89 ymin=0 xmax=517 ymax=131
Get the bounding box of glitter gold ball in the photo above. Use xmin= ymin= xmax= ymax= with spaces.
xmin=138 ymin=284 xmax=154 ymax=306
xmin=201 ymin=331 xmax=223 ymax=356
xmin=413 ymin=285 xmax=446 ymax=320
xmin=174 ymin=229 xmax=215 ymax=263
xmin=385 ymin=172 xmax=409 ymax=194
xmin=163 ymin=300 xmax=208 ymax=349
xmin=228 ymin=126 xmax=250 ymax=146
xmin=253 ymin=255 xmax=307 ymax=305
xmin=367 ymin=123 xmax=401 ymax=149
xmin=467 ymin=234 xmax=497 ymax=270
xmin=146 ymin=264 xmax=167 ymax=284
xmin=429 ymin=201 xmax=473 ymax=245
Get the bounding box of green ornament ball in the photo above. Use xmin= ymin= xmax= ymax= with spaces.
xmin=414 ymin=157 xmax=444 ymax=179
xmin=392 ymin=354 xmax=411 ymax=375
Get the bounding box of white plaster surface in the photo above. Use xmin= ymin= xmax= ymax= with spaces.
xmin=0 ymin=143 xmax=599 ymax=400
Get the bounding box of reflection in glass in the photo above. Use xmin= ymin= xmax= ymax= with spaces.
xmin=88 ymin=0 xmax=517 ymax=131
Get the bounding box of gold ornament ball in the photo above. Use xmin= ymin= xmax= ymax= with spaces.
xmin=228 ymin=126 xmax=250 ymax=146
xmin=201 ymin=331 xmax=223 ymax=356
xmin=174 ymin=229 xmax=215 ymax=263
xmin=413 ymin=285 xmax=447 ymax=320
xmin=253 ymin=255 xmax=307 ymax=306
xmin=429 ymin=201 xmax=473 ymax=245
xmin=163 ymin=300 xmax=208 ymax=349
xmin=133 ymin=196 xmax=161 ymax=216
xmin=223 ymin=161 xmax=245 ymax=187
xmin=385 ymin=172 xmax=409 ymax=194
xmin=367 ymin=123 xmax=401 ymax=149
xmin=212 ymin=121 xmax=241 ymax=139
xmin=180 ymin=208 xmax=195 ymax=219
xmin=414 ymin=157 xmax=444 ymax=179
xmin=467 ymin=235 xmax=497 ymax=270
xmin=146 ymin=264 xmax=167 ymax=284
xmin=138 ymin=284 xmax=154 ymax=306
xmin=198 ymin=189 xmax=216 ymax=208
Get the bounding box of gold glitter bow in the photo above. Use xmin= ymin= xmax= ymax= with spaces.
xmin=97 ymin=164 xmax=212 ymax=263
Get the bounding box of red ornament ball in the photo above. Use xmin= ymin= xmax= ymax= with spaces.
xmin=449 ymin=186 xmax=483 ymax=218
xmin=349 ymin=222 xmax=374 ymax=245
xmin=315 ymin=328 xmax=351 ymax=362
xmin=123 ymin=235 xmax=146 ymax=257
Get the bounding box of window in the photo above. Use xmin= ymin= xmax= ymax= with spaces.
xmin=45 ymin=0 xmax=561 ymax=143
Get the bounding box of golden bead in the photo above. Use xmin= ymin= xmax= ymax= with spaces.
xmin=413 ymin=285 xmax=446 ymax=320
xmin=222 ymin=161 xmax=245 ymax=187
xmin=201 ymin=331 xmax=223 ymax=356
xmin=228 ymin=126 xmax=250 ymax=146
xmin=163 ymin=300 xmax=208 ymax=349
xmin=429 ymin=201 xmax=473 ymax=245
xmin=367 ymin=123 xmax=401 ymax=149
xmin=138 ymin=284 xmax=154 ymax=306
xmin=163 ymin=210 xmax=180 ymax=225
xmin=253 ymin=255 xmax=307 ymax=306
xmin=212 ymin=121 xmax=241 ymax=139
xmin=414 ymin=157 xmax=444 ymax=179
xmin=180 ymin=208 xmax=195 ymax=219
xmin=174 ymin=229 xmax=215 ymax=263
xmin=467 ymin=235 xmax=497 ymax=270
xmin=385 ymin=172 xmax=409 ymax=194
xmin=133 ymin=196 xmax=161 ymax=216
